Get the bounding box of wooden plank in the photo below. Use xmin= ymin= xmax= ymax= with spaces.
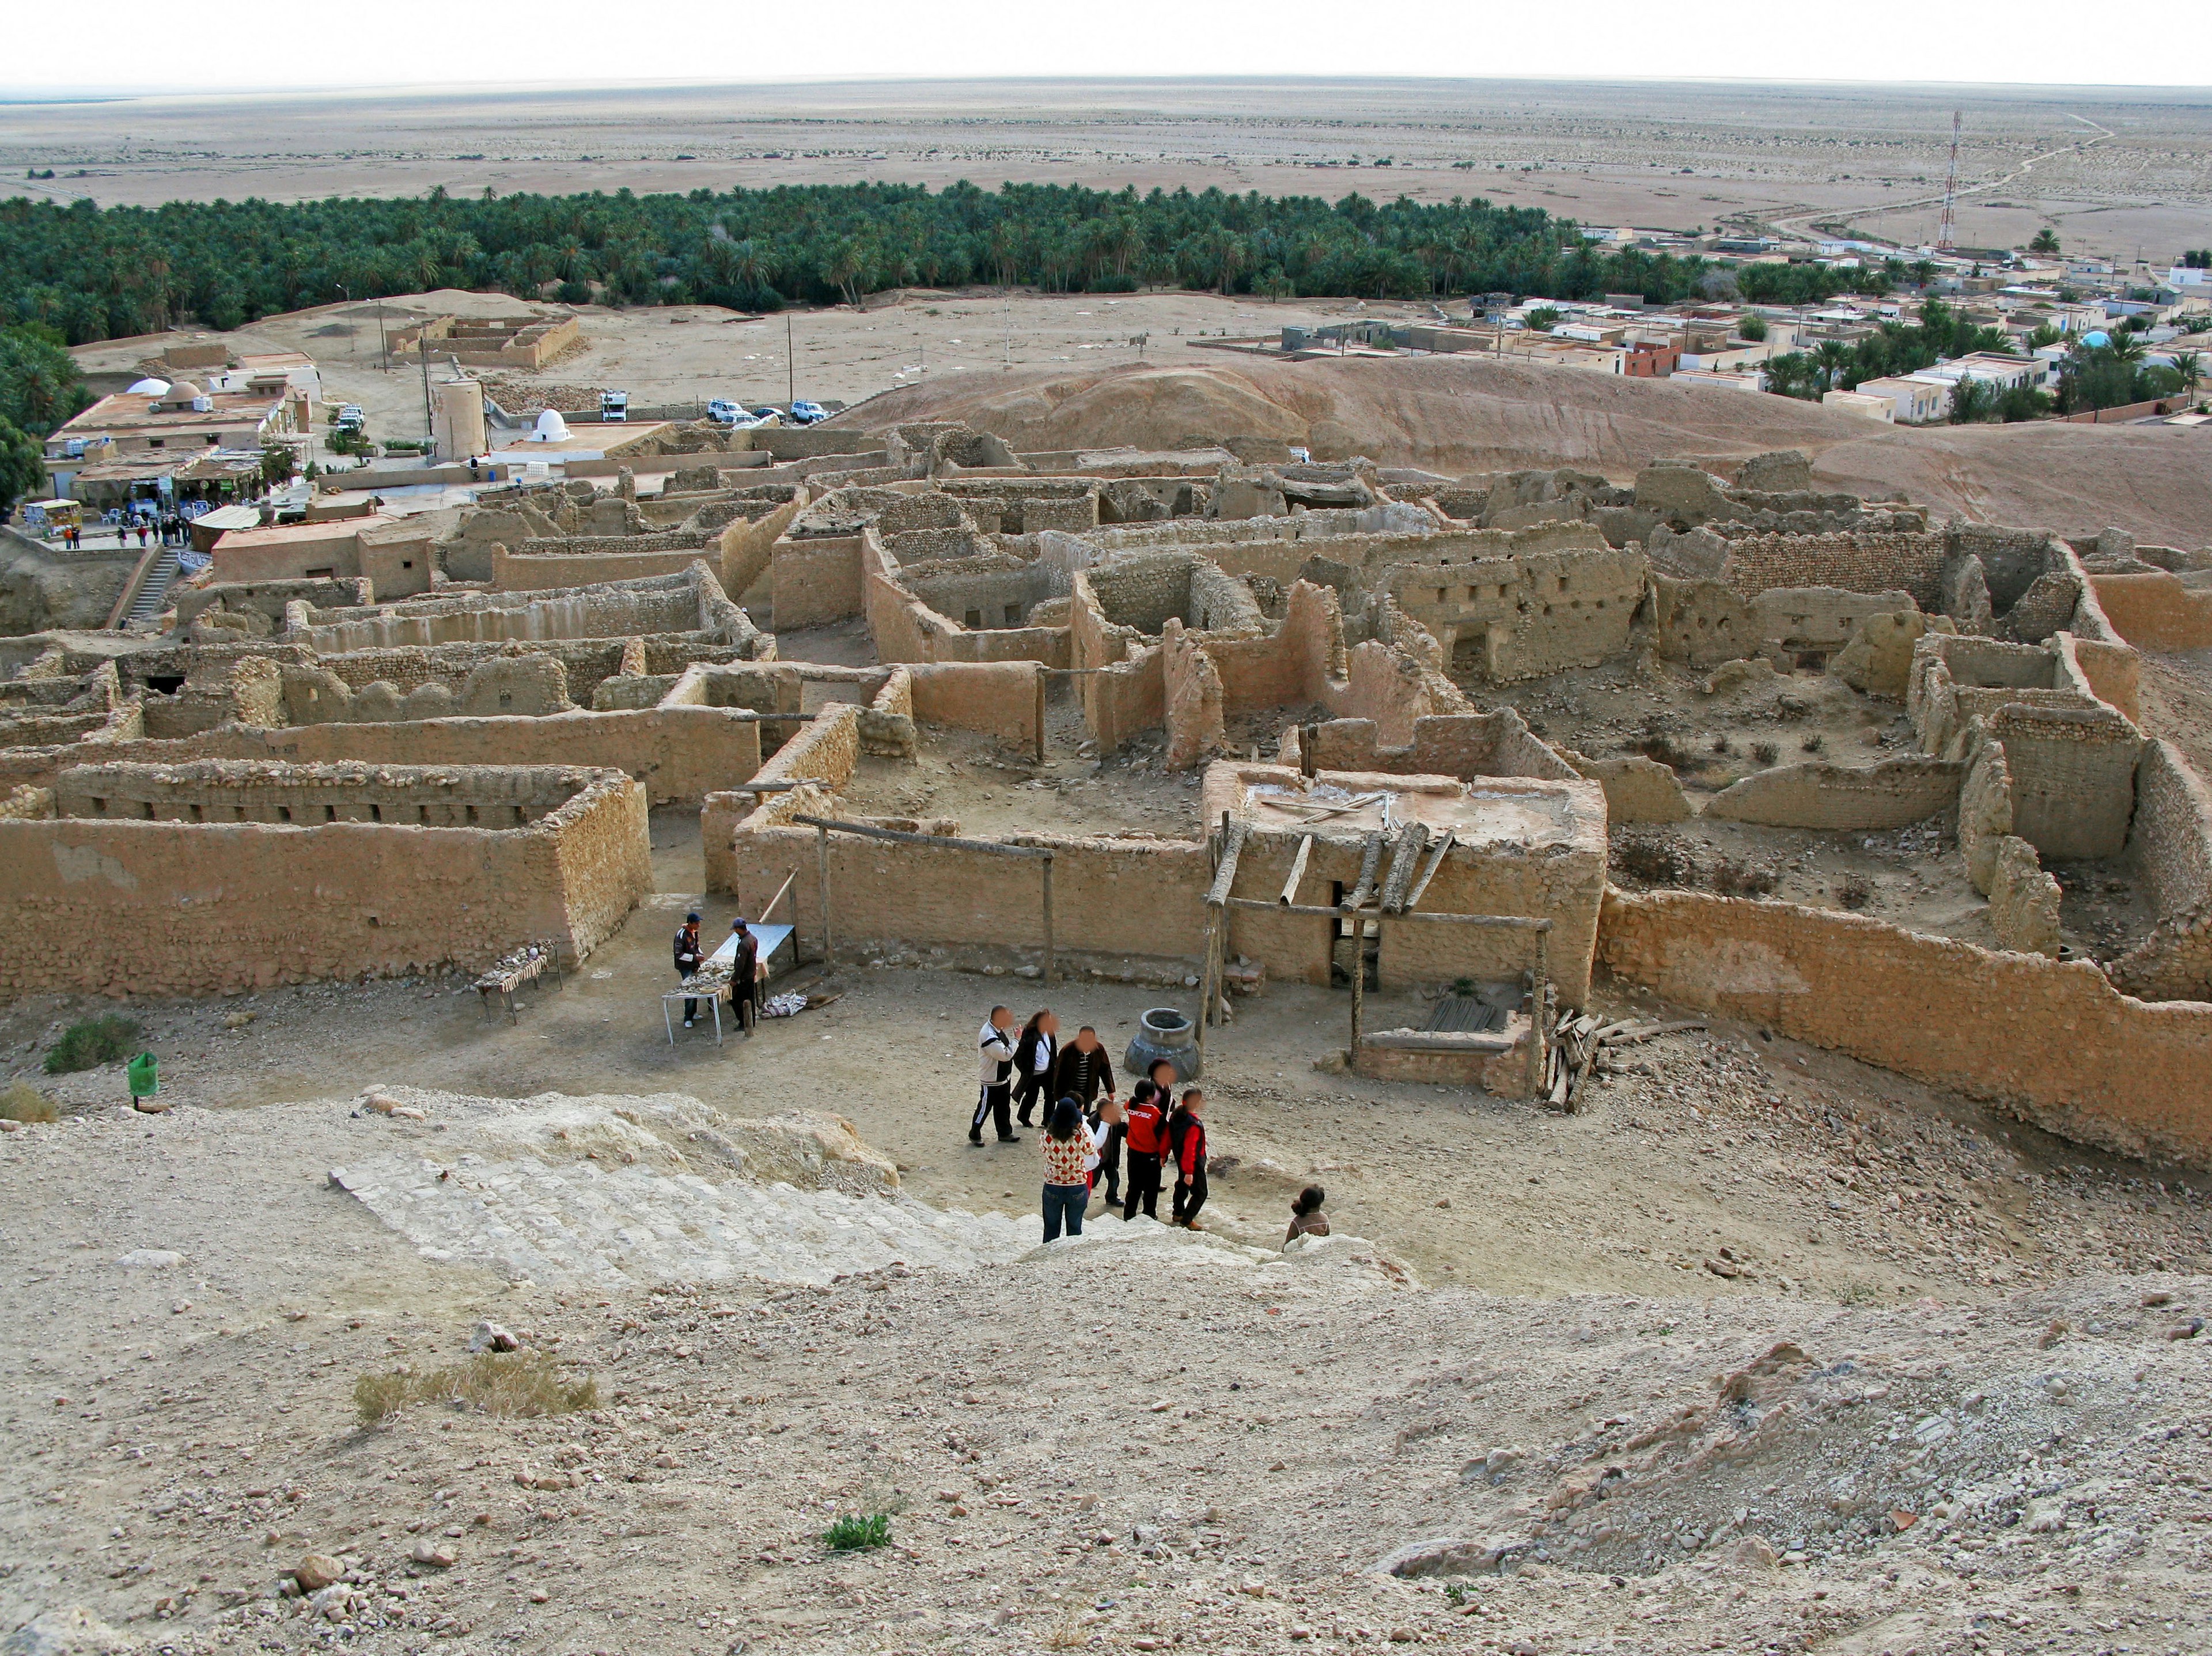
xmin=1401 ymin=829 xmax=1456 ymax=913
xmin=728 ymin=777 xmax=828 ymax=793
xmin=1278 ymin=834 xmax=1314 ymax=906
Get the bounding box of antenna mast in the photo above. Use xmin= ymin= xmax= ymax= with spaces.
xmin=1936 ymin=111 xmax=1961 ymax=252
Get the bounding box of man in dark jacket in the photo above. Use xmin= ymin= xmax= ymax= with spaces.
xmin=1012 ymin=1010 xmax=1058 ymax=1129
xmin=1169 ymin=1089 xmax=1209 ymax=1229
xmin=1051 ymin=1026 xmax=1115 ymax=1112
xmin=728 ymin=918 xmax=759 ymax=1033
xmin=673 ymin=912 xmax=705 ymax=1027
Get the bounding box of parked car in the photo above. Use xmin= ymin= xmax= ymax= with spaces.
xmin=705 ymin=398 xmax=743 ymax=426
xmin=600 ymin=390 xmax=629 ymax=422
xmin=749 ymin=407 xmax=783 ymax=426
xmin=789 ymin=399 xmax=828 ymax=425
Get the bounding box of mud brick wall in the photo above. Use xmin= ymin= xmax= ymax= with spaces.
xmin=29 ymin=710 xmax=760 ymax=807
xmin=1598 ymin=887 xmax=2212 ymax=1167
xmin=0 ymin=766 xmax=649 ymax=995
xmin=1717 ymin=532 xmax=1946 ymax=607
xmin=175 ymin=577 xmax=371 ymax=628
xmin=720 ymin=495 xmax=806 ymax=600
xmin=712 ymin=823 xmax=1209 ymax=963
xmin=774 ymin=536 xmax=868 ymax=629
xmin=2090 ymin=573 xmax=2212 ymax=652
xmin=2113 ymin=740 xmax=2212 ymax=1003
xmin=910 ymin=663 xmax=1041 ymax=751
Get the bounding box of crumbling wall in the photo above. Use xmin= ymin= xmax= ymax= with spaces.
xmin=1830 ymin=610 xmax=1955 ymax=700
xmin=1651 ymin=577 xmax=1751 ymax=670
xmin=1703 ymin=756 xmax=1963 ymax=831
xmin=2089 ymin=572 xmax=2212 ymax=651
xmin=1991 ymin=702 xmax=2142 ymax=860
xmin=1597 ymin=888 xmax=2212 ymax=1168
xmin=175 ymin=577 xmax=373 ymax=629
xmin=0 ymin=762 xmax=649 ymax=995
xmin=774 ymin=536 xmax=867 ymax=630
xmin=1385 ymin=541 xmax=1645 ymax=682
xmin=1717 ymin=531 xmax=1945 ymax=607
xmin=1747 ymin=587 xmax=1916 ymax=663
xmin=2112 ymin=740 xmax=2212 ymax=1003
xmin=1560 ymin=751 xmax=1691 ymax=822
xmin=1162 ymin=619 xmax=1227 ymax=769
xmin=1986 ymin=835 xmax=2063 ymax=958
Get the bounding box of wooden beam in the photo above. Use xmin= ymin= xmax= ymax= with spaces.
xmin=1278 ymin=834 xmax=1314 ymax=906
xmin=1204 ymin=819 xmax=1249 ymax=908
xmin=1402 ymin=830 xmax=1456 ymax=913
xmin=1032 ymin=667 xmax=1046 ymax=766
xmin=1344 ymin=831 xmax=1384 ymax=911
xmin=1040 ymin=853 xmax=1055 ymax=986
xmin=1525 ymin=927 xmax=1550 ymax=1103
xmin=727 ymin=777 xmax=827 ymax=793
xmin=815 ymin=823 xmax=834 ymax=968
xmin=757 ymin=868 xmax=799 ymax=925
xmin=1376 ymin=821 xmax=1430 ymax=913
xmin=793 ymin=813 xmax=1052 ymax=859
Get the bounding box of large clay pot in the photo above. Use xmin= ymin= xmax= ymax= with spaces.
xmin=1124 ymin=1005 xmax=1199 ymax=1084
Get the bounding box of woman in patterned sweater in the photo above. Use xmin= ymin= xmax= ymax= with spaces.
xmin=1040 ymin=1097 xmax=1092 ymax=1242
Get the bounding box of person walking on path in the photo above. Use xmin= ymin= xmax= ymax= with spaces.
xmin=1052 ymin=1026 xmax=1115 ymax=1113
xmin=969 ymin=1005 xmax=1018 ymax=1146
xmin=672 ymin=911 xmax=706 ymax=1028
xmin=1012 ymin=1009 xmax=1059 ymax=1128
xmin=1169 ymin=1089 xmax=1209 ymax=1230
xmin=1040 ymin=1097 xmax=1090 ymax=1242
xmin=1286 ymin=1185 xmax=1330 ymax=1245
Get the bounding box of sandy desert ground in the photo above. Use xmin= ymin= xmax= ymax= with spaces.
xmin=5 ymin=78 xmax=2210 ymax=262
xmin=4 ymin=795 xmax=2211 ymax=1654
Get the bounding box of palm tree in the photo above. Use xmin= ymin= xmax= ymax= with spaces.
xmin=1812 ymin=340 xmax=1850 ymax=392
xmin=2173 ymin=351 xmax=2203 ymax=397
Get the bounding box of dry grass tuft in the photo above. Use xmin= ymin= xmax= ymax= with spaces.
xmin=1 ymin=1082 xmax=59 ymax=1123
xmin=355 ymin=1351 xmax=598 ymax=1426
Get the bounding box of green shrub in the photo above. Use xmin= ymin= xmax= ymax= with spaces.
xmin=823 ymin=1512 xmax=892 ymax=1551
xmin=44 ymin=1015 xmax=141 ymax=1074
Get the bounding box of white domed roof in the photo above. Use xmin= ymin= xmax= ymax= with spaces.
xmin=532 ymin=409 xmax=571 ymax=442
xmin=127 ymin=377 xmax=172 ymax=397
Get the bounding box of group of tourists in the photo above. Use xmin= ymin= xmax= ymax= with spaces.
xmin=971 ymin=1004 xmax=1332 ymax=1247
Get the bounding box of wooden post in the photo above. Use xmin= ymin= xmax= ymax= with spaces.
xmin=815 ymin=824 xmax=834 ymax=968
xmin=1348 ymin=911 xmax=1366 ymax=1058
xmin=1196 ymin=910 xmax=1215 ymax=1064
xmin=1033 ymin=667 xmax=1046 ymax=766
xmin=1040 ymin=853 xmax=1055 ymax=986
xmin=1525 ymin=927 xmax=1550 ymax=1102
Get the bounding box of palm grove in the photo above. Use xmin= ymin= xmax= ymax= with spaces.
xmin=0 ymin=180 xmax=1874 ymax=345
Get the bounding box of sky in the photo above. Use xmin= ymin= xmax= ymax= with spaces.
xmin=5 ymin=0 xmax=2209 ymax=93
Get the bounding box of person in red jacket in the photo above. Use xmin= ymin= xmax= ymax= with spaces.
xmin=1169 ymin=1088 xmax=1208 ymax=1230
xmin=1122 ymin=1078 xmax=1171 ymax=1221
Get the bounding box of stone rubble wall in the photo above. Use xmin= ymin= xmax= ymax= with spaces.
xmin=1716 ymin=531 xmax=1947 ymax=608
xmin=1597 ymin=887 xmax=2212 ymax=1168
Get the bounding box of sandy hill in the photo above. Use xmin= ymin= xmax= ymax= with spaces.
xmin=844 ymin=357 xmax=2212 ymax=548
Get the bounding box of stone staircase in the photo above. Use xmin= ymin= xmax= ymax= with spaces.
xmin=124 ymin=549 xmax=180 ymax=626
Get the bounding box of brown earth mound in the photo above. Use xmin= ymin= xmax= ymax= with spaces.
xmin=844 ymin=357 xmax=2212 ymax=547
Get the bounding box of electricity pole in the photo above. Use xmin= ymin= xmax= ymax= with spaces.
xmin=787 ymin=315 xmax=795 ymax=409
xmin=419 ymin=331 xmax=435 ymax=458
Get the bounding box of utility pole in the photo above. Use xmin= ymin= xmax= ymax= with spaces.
xmin=419 ymin=330 xmax=435 ymax=459
xmin=786 ymin=315 xmax=795 ymax=408
xmin=1936 ymin=111 xmax=1961 ymax=253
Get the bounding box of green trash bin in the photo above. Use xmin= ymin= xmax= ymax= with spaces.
xmin=127 ymin=1052 xmax=158 ymax=1102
